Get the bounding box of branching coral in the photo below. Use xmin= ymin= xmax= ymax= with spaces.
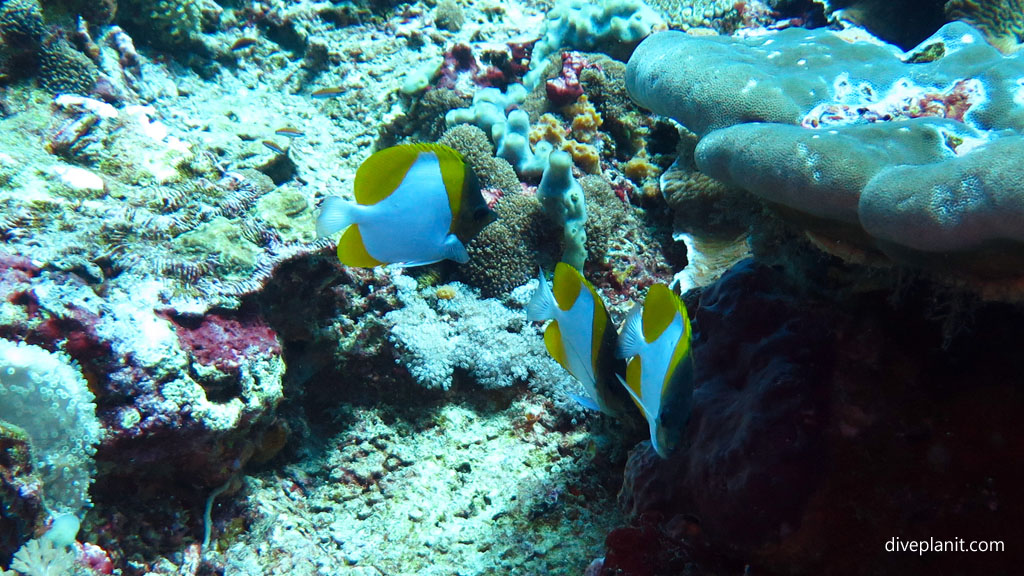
xmin=386 ymin=273 xmax=578 ymax=395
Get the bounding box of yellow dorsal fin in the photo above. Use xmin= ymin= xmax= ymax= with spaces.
xmin=544 ymin=321 xmax=570 ymax=371
xmin=352 ymin=143 xmax=465 ymax=206
xmin=552 ymin=262 xmax=583 ymax=311
xmin=642 ymin=284 xmax=681 ymax=343
xmin=424 ymin=143 xmax=468 ymax=218
xmin=626 ymin=357 xmax=647 ymax=418
xmin=337 ymin=225 xmax=384 ymax=267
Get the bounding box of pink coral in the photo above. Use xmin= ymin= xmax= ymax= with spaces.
xmin=76 ymin=542 xmax=114 ymax=575
xmin=435 ymin=43 xmax=480 ymax=92
xmin=545 ymin=51 xmax=600 ymax=107
xmin=161 ymin=311 xmax=281 ymax=374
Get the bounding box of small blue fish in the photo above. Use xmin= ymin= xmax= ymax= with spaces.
xmin=616 ymin=283 xmax=695 ymax=458
xmin=528 ymin=263 xmax=631 ymax=416
xmin=316 ymin=143 xmax=495 ymax=267
xmin=230 ymin=37 xmax=257 ymax=51
xmin=262 ymin=140 xmax=286 ymax=154
xmin=311 ymin=87 xmax=345 ymax=98
xmin=275 ymin=127 xmax=304 ymax=138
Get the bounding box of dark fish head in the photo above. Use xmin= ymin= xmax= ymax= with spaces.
xmin=652 ymin=354 xmax=695 ymax=458
xmin=453 ymin=163 xmax=497 ymax=242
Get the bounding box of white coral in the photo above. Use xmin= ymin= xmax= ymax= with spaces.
xmin=9 ymin=538 xmax=76 ymax=576
xmin=385 ymin=273 xmax=575 ymax=393
xmin=0 ymin=339 xmax=102 ymax=514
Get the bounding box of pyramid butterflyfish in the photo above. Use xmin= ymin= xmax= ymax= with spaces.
xmin=616 ymin=283 xmax=695 ymax=458
xmin=527 ymin=263 xmax=632 ymax=418
xmin=316 ymin=143 xmax=496 ymax=267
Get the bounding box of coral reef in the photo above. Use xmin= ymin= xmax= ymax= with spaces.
xmin=627 ymin=22 xmax=1024 ymax=295
xmin=386 ymin=273 xmax=575 ymax=392
xmin=577 ymin=54 xmax=654 ymax=157
xmin=38 ymin=36 xmax=97 ymax=95
xmin=53 ymin=0 xmax=119 ymax=26
xmin=524 ymin=0 xmax=666 ymax=88
xmin=0 ymin=0 xmax=660 ymax=572
xmin=813 ymin=0 xmax=947 ymax=50
xmin=496 ymin=109 xmax=553 ymax=176
xmin=545 ymin=51 xmax=600 ymax=106
xmin=658 ymin=136 xmax=762 ymax=240
xmin=438 ymin=123 xmax=522 ymax=200
xmin=0 ymin=250 xmax=288 ymax=561
xmin=218 ymin=400 xmax=627 ymax=575
xmin=117 ymin=0 xmax=202 ymax=49
xmin=0 ymin=422 xmax=45 ymax=567
xmin=0 ymin=339 xmax=102 ymax=515
xmin=647 ymin=0 xmax=777 ymax=34
xmin=946 ymin=0 xmax=1024 ymax=53
xmin=11 ymin=0 xmax=1019 ymax=574
xmin=459 ymin=192 xmax=553 ymax=298
xmin=0 ymin=0 xmax=45 ymax=50
xmin=433 ymin=0 xmax=465 ymax=32
xmin=538 ymin=150 xmax=588 ymax=269
xmin=531 ymin=98 xmax=604 ymax=175
xmin=0 ymin=0 xmax=104 ymax=96
xmin=577 ymin=174 xmax=680 ymax=306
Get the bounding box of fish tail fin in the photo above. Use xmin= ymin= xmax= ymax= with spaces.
xmin=617 ymin=303 xmax=645 ymax=359
xmin=316 ymin=196 xmax=356 ymax=238
xmin=527 ymin=268 xmax=555 ymax=322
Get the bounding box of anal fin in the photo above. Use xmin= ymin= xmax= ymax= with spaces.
xmin=338 ymin=225 xmax=385 ymax=268
xmin=544 ymin=322 xmax=570 ymax=373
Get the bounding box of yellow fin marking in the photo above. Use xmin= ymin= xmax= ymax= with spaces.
xmin=626 ymin=357 xmax=648 ymax=419
xmin=337 ymin=225 xmax=384 ymax=267
xmin=544 ymin=321 xmax=570 ymax=372
xmin=422 ymin=143 xmax=468 ymax=220
xmin=642 ymin=284 xmax=680 ymax=343
xmin=353 ymin=143 xmax=464 ymax=206
xmin=552 ymin=262 xmax=583 ymax=311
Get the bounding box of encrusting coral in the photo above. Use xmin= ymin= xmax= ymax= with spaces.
xmin=945 ymin=0 xmax=1024 ymax=53
xmin=117 ymin=0 xmax=202 ymax=49
xmin=38 ymin=35 xmax=97 ymax=95
xmin=460 ymin=193 xmax=551 ymax=298
xmin=0 ymin=0 xmax=45 ymax=50
xmin=627 ymin=21 xmax=1024 ymax=297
